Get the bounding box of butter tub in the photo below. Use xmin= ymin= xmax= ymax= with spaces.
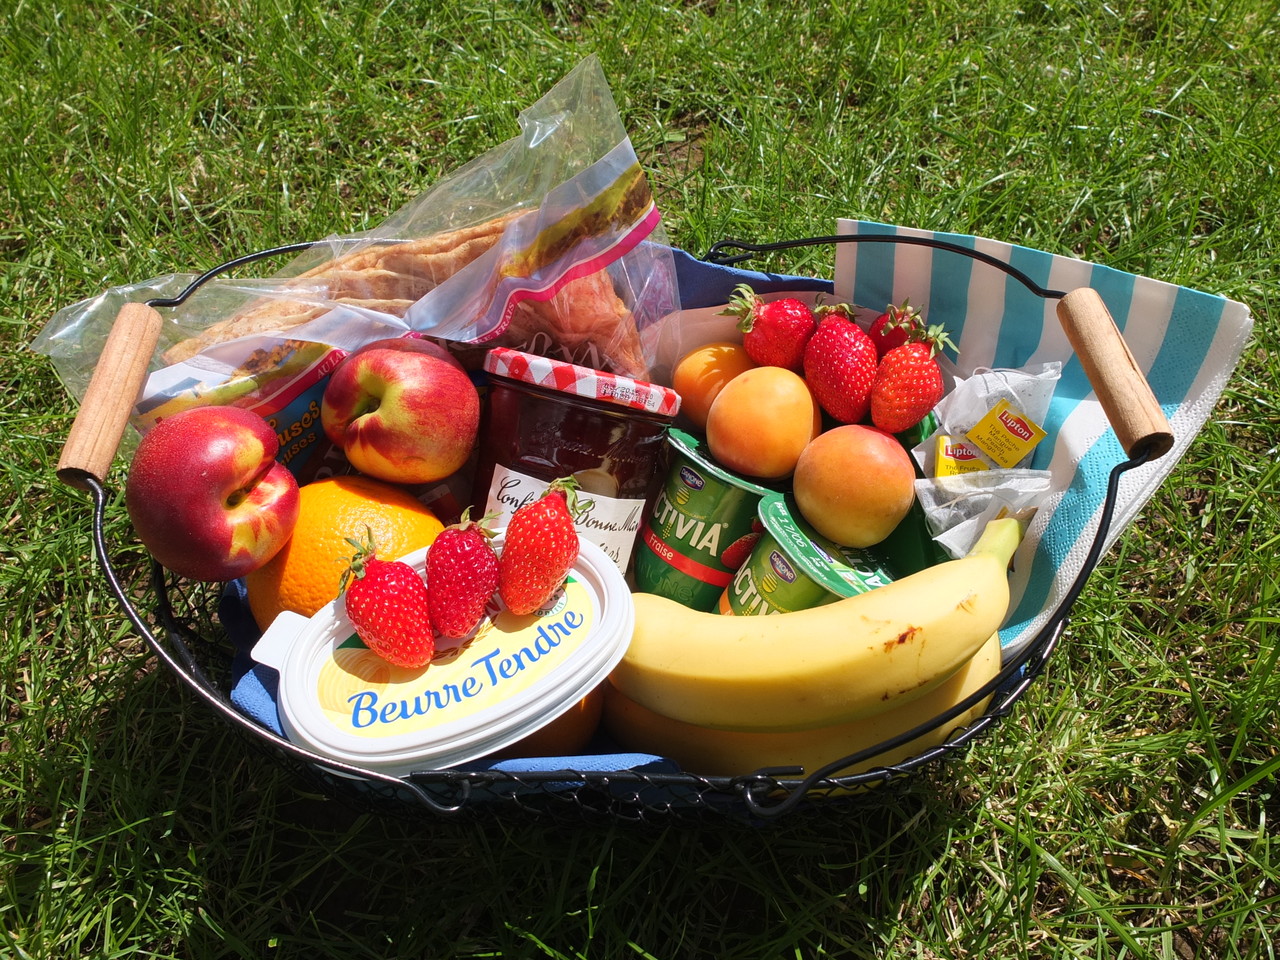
xmin=250 ymin=537 xmax=634 ymax=777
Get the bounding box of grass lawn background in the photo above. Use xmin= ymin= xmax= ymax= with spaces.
xmin=3 ymin=1 xmax=1278 ymax=957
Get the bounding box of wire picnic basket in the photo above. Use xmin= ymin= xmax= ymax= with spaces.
xmin=52 ymin=226 xmax=1250 ymax=821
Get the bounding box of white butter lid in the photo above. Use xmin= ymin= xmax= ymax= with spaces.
xmin=251 ymin=535 xmax=633 ymax=777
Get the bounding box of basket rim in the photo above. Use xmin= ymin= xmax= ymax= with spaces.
xmin=76 ymin=232 xmax=1157 ymax=820
xmin=82 ymin=431 xmax=1148 ymax=822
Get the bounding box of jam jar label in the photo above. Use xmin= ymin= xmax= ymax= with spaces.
xmin=481 ymin=464 xmax=645 ymax=573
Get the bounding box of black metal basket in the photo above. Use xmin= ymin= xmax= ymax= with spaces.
xmin=57 ymin=233 xmax=1173 ymax=822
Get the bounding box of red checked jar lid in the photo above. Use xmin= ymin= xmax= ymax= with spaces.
xmin=473 ymin=348 xmax=680 ymax=575
xmin=482 ymin=347 xmax=681 ymax=417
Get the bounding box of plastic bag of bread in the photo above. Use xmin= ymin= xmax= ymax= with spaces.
xmin=32 ymin=56 xmax=679 ymax=481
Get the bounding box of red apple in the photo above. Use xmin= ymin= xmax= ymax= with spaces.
xmin=792 ymin=424 xmax=916 ymax=547
xmin=321 ymin=337 xmax=480 ymax=484
xmin=125 ymin=406 xmax=299 ymax=581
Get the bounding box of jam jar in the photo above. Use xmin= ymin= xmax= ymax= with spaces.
xmin=472 ymin=347 xmax=680 ymax=574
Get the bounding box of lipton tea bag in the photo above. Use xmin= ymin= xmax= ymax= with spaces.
xmin=965 ymin=399 xmax=1049 ymax=468
xmin=934 ymin=434 xmax=989 ymax=476
xmin=914 ymin=469 xmax=1053 ymax=559
xmin=924 ymin=361 xmax=1061 ymax=471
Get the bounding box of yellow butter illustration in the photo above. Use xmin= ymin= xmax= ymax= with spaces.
xmin=314 ymin=579 xmax=596 ymax=738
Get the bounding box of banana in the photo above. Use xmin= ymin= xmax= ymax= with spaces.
xmin=609 ymin=516 xmax=1022 ymax=731
xmin=603 ymin=631 xmax=1002 ymax=779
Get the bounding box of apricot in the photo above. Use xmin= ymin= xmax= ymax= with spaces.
xmin=671 ymin=341 xmax=757 ymax=430
xmin=705 ymin=366 xmax=822 ymax=479
xmin=792 ymin=424 xmax=916 ymax=546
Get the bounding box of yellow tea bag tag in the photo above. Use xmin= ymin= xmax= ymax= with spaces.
xmin=934 ymin=434 xmax=989 ymax=476
xmin=965 ymin=398 xmax=1047 ymax=468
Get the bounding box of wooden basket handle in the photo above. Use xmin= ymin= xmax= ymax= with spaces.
xmin=1056 ymin=288 xmax=1174 ymax=461
xmin=56 ymin=302 xmax=164 ymax=491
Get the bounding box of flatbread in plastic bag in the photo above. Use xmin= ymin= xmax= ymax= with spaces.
xmin=31 ymin=56 xmax=678 ymax=486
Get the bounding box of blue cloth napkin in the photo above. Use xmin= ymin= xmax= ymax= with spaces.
xmin=223 ymin=580 xmax=286 ymax=734
xmin=669 ymin=246 xmax=832 ymax=308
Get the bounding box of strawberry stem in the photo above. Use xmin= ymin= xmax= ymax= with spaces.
xmin=719 ymin=283 xmax=760 ymax=331
xmin=814 ymin=301 xmax=856 ymax=322
xmin=915 ymin=322 xmax=957 ymax=357
xmin=883 ymin=299 xmax=921 ymax=333
xmin=448 ymin=507 xmax=499 ymax=539
xmin=339 ymin=525 xmax=378 ymax=592
xmin=547 ymin=476 xmax=583 ymax=518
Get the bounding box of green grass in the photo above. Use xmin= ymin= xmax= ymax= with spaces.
xmin=4 ymin=0 xmax=1279 ymax=956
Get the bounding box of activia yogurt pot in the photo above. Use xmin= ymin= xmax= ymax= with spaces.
xmin=250 ymin=536 xmax=633 ymax=776
xmin=718 ymin=492 xmax=898 ymax=615
xmin=632 ymin=428 xmax=778 ymax=611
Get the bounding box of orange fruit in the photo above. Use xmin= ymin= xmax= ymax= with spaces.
xmin=245 ymin=474 xmax=444 ymax=630
xmin=705 ymin=366 xmax=822 ymax=479
xmin=671 ymin=341 xmax=757 ymax=430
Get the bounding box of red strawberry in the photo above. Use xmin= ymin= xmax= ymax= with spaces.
xmin=341 ymin=535 xmax=435 ymax=669
xmin=498 ymin=478 xmax=581 ymax=616
xmin=869 ymin=324 xmax=955 ymax=434
xmin=720 ymin=283 xmax=816 ymax=371
xmin=867 ymin=300 xmax=923 ymax=360
xmin=802 ymin=312 xmax=879 ymax=423
xmin=426 ymin=510 xmax=500 ymax=639
xmin=719 ymin=524 xmax=763 ymax=570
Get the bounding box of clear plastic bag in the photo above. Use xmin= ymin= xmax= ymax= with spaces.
xmin=31 ymin=56 xmax=677 ymax=476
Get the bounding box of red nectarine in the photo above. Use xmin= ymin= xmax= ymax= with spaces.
xmin=125 ymin=405 xmax=299 ymax=581
xmin=321 ymin=338 xmax=480 ymax=484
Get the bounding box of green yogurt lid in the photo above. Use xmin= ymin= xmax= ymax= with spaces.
xmin=666 ymin=428 xmax=779 ymax=496
xmin=756 ymin=492 xmax=897 ymax=598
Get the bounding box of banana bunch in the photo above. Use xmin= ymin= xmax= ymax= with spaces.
xmin=605 ymin=517 xmax=1023 ymax=776
xmin=603 ymin=631 xmax=1001 ymax=780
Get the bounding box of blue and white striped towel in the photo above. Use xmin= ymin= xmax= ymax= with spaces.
xmin=831 ymin=219 xmax=1253 ymax=655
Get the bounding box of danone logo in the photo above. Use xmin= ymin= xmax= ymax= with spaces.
xmin=998 ymin=409 xmax=1035 ymax=441
xmin=679 ymin=465 xmax=705 ymax=490
xmin=769 ymin=551 xmax=798 ymax=583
